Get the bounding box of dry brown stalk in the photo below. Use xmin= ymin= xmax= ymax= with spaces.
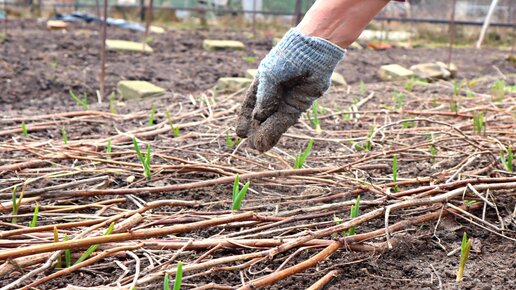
xmin=20 ymin=243 xmax=143 ymax=290
xmin=238 ymin=241 xmax=343 ymax=290
xmin=0 ymin=200 xmax=197 ymax=238
xmin=0 ymin=212 xmax=255 ymax=260
xmin=306 ymin=270 xmax=341 ymax=290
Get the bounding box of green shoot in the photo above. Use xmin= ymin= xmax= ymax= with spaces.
xmin=11 ymin=185 xmax=19 ymax=224
xmin=430 ymin=144 xmax=438 ymax=163
xmin=54 ymin=226 xmax=62 ymax=269
xmin=333 ymin=214 xmax=343 ymax=226
xmin=358 ymin=80 xmax=366 ymax=96
xmin=450 ymin=98 xmax=459 ymax=113
xmin=501 ymin=145 xmax=513 ymax=172
xmin=64 ymin=234 xmax=71 ymax=268
xmin=348 ymin=195 xmax=361 ymax=236
xmin=506 ymin=85 xmax=516 ymax=93
xmin=21 ymin=121 xmax=28 ymax=137
xmin=49 ymin=60 xmax=58 ymax=69
xmin=452 ymin=80 xmax=464 ymax=96
xmin=490 ymin=80 xmax=505 ymax=102
xmin=355 ymin=127 xmax=374 ymax=151
xmin=144 ymin=36 xmax=154 ymax=44
xmin=341 ymin=108 xmax=352 ymax=120
xmin=401 ymin=116 xmax=415 ymax=128
xmin=225 ymin=131 xmax=241 ymax=148
xmin=404 ymin=78 xmax=415 ymax=92
xmin=28 ymin=202 xmax=39 ymax=228
xmin=165 ymin=111 xmax=180 ymax=137
xmin=69 ymin=90 xmax=89 ymax=110
xmin=164 ymin=273 xmax=170 ymax=290
xmin=232 ymin=174 xmax=251 ymax=211
xmin=106 ymin=138 xmax=112 ymax=157
xmin=392 ymin=92 xmax=406 ymax=110
xmin=432 ymin=95 xmax=438 ymax=108
xmin=132 ymin=137 xmax=152 ymax=180
xmin=294 ymin=139 xmax=314 ymax=169
xmin=242 ymin=56 xmax=256 ymax=63
xmin=74 ymin=222 xmax=115 ymax=265
xmin=173 ymin=261 xmax=183 ymax=290
xmin=61 ymin=127 xmax=68 ymax=144
xmin=332 ymin=214 xmax=345 ymax=237
xmin=464 ymin=200 xmax=477 ymax=206
xmin=109 ymin=92 xmax=118 ymax=114
xmin=307 ymin=101 xmax=322 ymax=134
xmin=473 ymin=112 xmax=485 ymax=135
xmin=393 ymin=154 xmax=399 ymax=192
xmin=352 ymin=96 xmax=359 ymax=106
xmin=456 ymin=232 xmax=472 ymax=282
xmin=148 ymin=104 xmax=157 ymax=126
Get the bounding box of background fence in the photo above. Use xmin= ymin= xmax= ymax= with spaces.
xmin=2 ymin=0 xmax=515 ymax=28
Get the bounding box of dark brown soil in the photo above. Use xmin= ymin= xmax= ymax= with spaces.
xmin=0 ymin=20 xmax=515 ymax=290
xmin=1 ymin=20 xmax=514 ymax=112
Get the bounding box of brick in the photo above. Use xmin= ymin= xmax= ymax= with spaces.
xmin=508 ymin=55 xmax=516 ymax=66
xmin=410 ymin=63 xmax=451 ymax=80
xmin=378 ymin=64 xmax=414 ymax=81
xmin=106 ymin=40 xmax=153 ymax=53
xmin=217 ymin=77 xmax=252 ymax=93
xmin=367 ymin=41 xmax=392 ymax=50
xmin=149 ymin=25 xmax=165 ymax=34
xmin=436 ymin=62 xmax=458 ymax=77
xmin=348 ymin=42 xmax=363 ymax=50
xmin=47 ymin=20 xmax=68 ymax=30
xmin=117 ymin=81 xmax=165 ymax=100
xmin=245 ymin=69 xmax=258 ymax=79
xmin=203 ymin=40 xmax=245 ymax=52
xmin=331 ymin=72 xmax=347 ymax=86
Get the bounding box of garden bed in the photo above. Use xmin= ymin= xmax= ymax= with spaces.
xmin=0 ymin=20 xmax=515 ymax=290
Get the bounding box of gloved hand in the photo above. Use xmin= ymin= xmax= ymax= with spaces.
xmin=236 ymin=28 xmax=345 ymax=152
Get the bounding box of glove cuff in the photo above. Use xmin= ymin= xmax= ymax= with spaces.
xmin=275 ymin=28 xmax=345 ymax=72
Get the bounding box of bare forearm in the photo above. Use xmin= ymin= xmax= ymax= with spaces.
xmin=297 ymin=0 xmax=390 ymax=48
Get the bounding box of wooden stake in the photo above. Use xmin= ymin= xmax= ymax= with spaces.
xmin=447 ymin=0 xmax=457 ymax=67
xmin=99 ymin=0 xmax=108 ymax=102
xmin=476 ymin=0 xmax=499 ymax=49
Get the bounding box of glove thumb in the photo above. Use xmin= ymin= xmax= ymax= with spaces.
xmin=252 ymin=75 xmax=282 ymax=122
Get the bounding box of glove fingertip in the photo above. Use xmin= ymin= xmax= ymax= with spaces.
xmin=252 ymin=111 xmax=300 ymax=152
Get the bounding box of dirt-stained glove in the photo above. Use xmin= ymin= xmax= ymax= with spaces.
xmin=236 ymin=28 xmax=345 ymax=152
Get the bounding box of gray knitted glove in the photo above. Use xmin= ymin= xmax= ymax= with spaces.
xmin=236 ymin=28 xmax=345 ymax=152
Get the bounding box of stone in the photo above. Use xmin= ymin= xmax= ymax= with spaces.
xmin=348 ymin=42 xmax=363 ymax=50
xmin=47 ymin=20 xmax=68 ymax=30
xmin=149 ymin=25 xmax=166 ymax=34
xmin=378 ymin=64 xmax=414 ymax=81
xmin=508 ymin=55 xmax=516 ymax=66
xmin=331 ymin=72 xmax=347 ymax=86
xmin=106 ymin=40 xmax=153 ymax=53
xmin=203 ymin=40 xmax=245 ymax=52
xmin=245 ymin=69 xmax=258 ymax=79
xmin=360 ymin=30 xmax=412 ymax=41
xmin=216 ymin=77 xmax=252 ymax=93
xmin=436 ymin=61 xmax=458 ymax=76
xmin=410 ymin=63 xmax=451 ymax=80
xmin=117 ymin=81 xmax=165 ymax=100
xmin=367 ymin=41 xmax=392 ymax=50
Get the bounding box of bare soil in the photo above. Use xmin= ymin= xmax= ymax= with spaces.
xmin=0 ymin=20 xmax=515 ymax=290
